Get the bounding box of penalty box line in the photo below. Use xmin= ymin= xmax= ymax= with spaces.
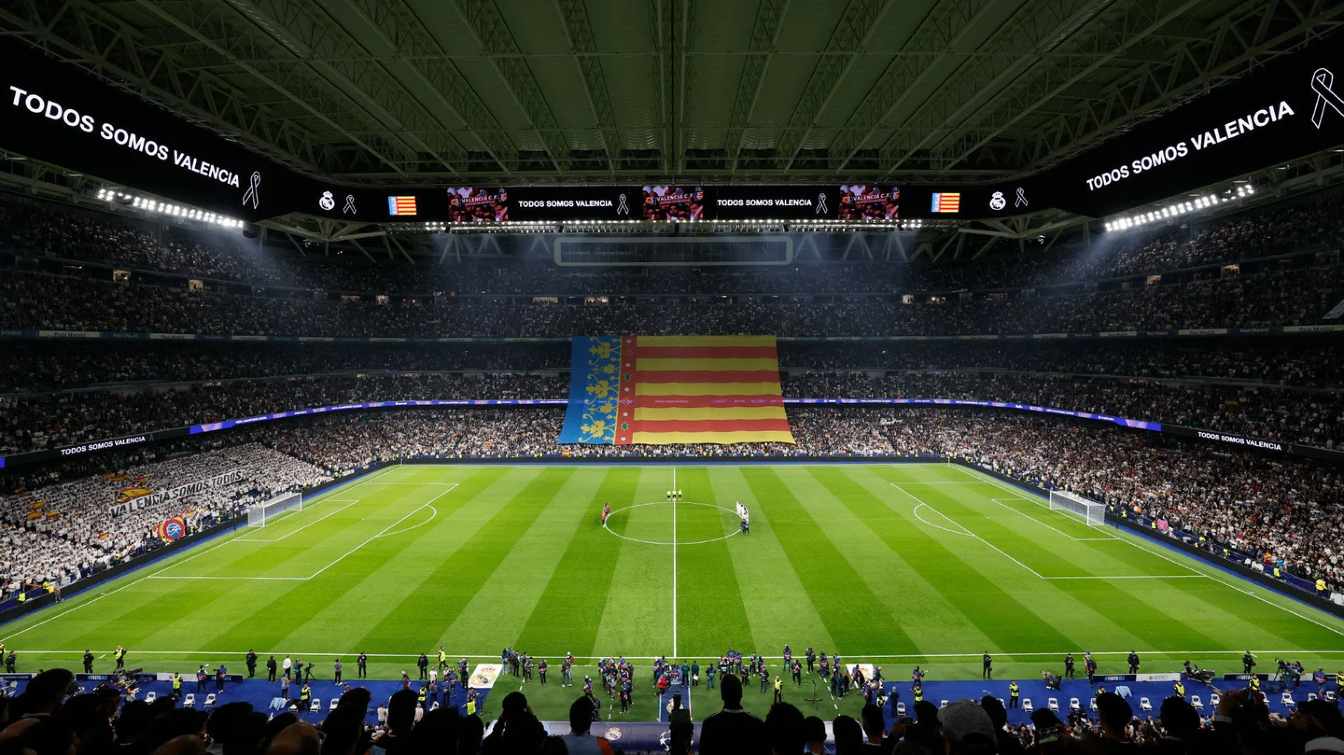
xmin=893 ymin=482 xmax=1199 ymax=582
xmin=148 ymin=482 xmax=458 ymax=583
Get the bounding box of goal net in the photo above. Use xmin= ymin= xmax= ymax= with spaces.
xmin=1049 ymin=490 xmax=1106 ymax=527
xmin=248 ymin=492 xmax=302 ymax=527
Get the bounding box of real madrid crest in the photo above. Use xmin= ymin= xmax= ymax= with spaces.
xmin=989 ymin=191 xmax=1006 ymax=211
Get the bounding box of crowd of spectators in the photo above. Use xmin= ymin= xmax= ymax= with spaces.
xmin=0 ymin=443 xmax=329 ymax=602
xmin=4 ymin=337 xmax=1342 ymax=394
xmin=3 ymin=368 xmax=1339 ymax=457
xmin=3 ymin=260 xmax=1341 ymax=338
xmin=2 ymin=664 xmax=1341 ymax=755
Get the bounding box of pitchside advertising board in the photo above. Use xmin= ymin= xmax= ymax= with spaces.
xmin=2 ymin=35 xmax=1341 ymax=222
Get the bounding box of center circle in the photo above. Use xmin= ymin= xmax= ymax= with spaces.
xmin=602 ymin=500 xmax=743 ymax=545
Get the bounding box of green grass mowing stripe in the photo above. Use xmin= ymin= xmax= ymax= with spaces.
xmin=512 ymin=468 xmax=637 ymax=655
xmin=836 ymin=466 xmax=1080 ymax=655
xmin=896 ymin=477 xmax=1232 ymax=653
xmin=672 ymin=467 xmax=753 ymax=658
xmin=801 ymin=467 xmax=1000 ymax=642
xmin=740 ymin=466 xmax=918 ymax=654
xmin=249 ymin=469 xmax=501 ymax=654
xmin=703 ymin=466 xmax=837 ymax=655
xmin=590 ymin=468 xmax=675 ymax=656
xmin=439 ymin=468 xmax=609 ymax=653
xmin=349 ymin=467 xmax=568 ymax=652
xmin=194 ymin=468 xmax=502 ymax=656
xmin=896 ymin=473 xmax=1311 ymax=656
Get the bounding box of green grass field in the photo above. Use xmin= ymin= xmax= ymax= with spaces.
xmin=3 ymin=462 xmax=1342 ymax=721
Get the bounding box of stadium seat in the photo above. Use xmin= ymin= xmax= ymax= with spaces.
xmin=1140 ymin=697 xmax=1152 ymax=712
xmin=329 ymin=698 xmax=339 ymax=711
xmin=1048 ymin=697 xmax=1059 ymax=712
xmin=144 ymin=692 xmax=156 ymax=704
xmin=1307 ymin=693 xmax=1318 ymax=702
xmin=1326 ymin=691 xmax=1337 ymax=702
xmin=939 ymin=699 xmax=948 ymax=709
xmin=204 ymin=693 xmax=216 ymax=707
xmin=430 ymin=701 xmax=440 ymax=711
xmin=1069 ymin=697 xmax=1080 ymax=711
xmin=1281 ymin=692 xmax=1295 ymax=709
xmin=1191 ymin=695 xmax=1203 ymax=710
xmin=1089 ymin=698 xmax=1099 ymax=713
xmin=309 ymin=698 xmax=321 ymax=712
xmin=897 ymin=702 xmax=906 ymax=716
xmin=1022 ymin=699 xmax=1033 ymax=713
xmin=183 ymin=694 xmax=195 ymax=708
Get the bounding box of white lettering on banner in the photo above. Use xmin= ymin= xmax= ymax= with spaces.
xmin=108 ymin=469 xmax=246 ymax=515
xmin=1084 ymin=100 xmax=1296 ymax=192
xmin=59 ymin=435 xmax=149 ymax=457
xmin=1195 ymin=430 xmax=1285 ymax=452
xmin=6 ymin=84 xmax=244 ymax=191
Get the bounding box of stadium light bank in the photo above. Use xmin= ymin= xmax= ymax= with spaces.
xmin=1103 ymin=183 xmax=1254 ymax=233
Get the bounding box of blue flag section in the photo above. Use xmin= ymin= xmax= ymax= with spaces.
xmin=558 ymin=336 xmax=622 ymax=445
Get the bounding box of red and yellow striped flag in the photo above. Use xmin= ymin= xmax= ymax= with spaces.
xmin=614 ymin=335 xmax=794 ymax=445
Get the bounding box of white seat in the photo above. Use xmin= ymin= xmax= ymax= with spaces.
xmin=1022 ymin=699 xmax=1033 ymax=713
xmin=329 ymin=698 xmax=339 ymax=711
xmin=183 ymin=694 xmax=195 ymax=708
xmin=430 ymin=701 xmax=440 ymax=711
xmin=1307 ymin=693 xmax=1318 ymax=702
xmin=144 ymin=692 xmax=157 ymax=704
xmin=897 ymin=702 xmax=907 ymax=716
xmin=1048 ymin=697 xmax=1059 ymax=711
xmin=1089 ymin=698 xmax=1099 ymax=712
xmin=309 ymin=698 xmax=321 ymax=712
xmin=1326 ymin=691 xmax=1337 ymax=702
xmin=939 ymin=699 xmax=948 ymax=708
xmin=204 ymin=693 xmax=218 ymax=707
xmin=1069 ymin=697 xmax=1080 ymax=711
xmin=1211 ymin=693 xmax=1221 ymax=707
xmin=1281 ymin=692 xmax=1295 ymax=708
xmin=1191 ymin=695 xmax=1203 ymax=710
xmin=1139 ymin=697 xmax=1152 ymax=711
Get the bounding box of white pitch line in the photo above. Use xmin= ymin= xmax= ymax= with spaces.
xmin=911 ymin=503 xmax=974 ymax=538
xmin=147 ymin=575 xmax=307 ymax=581
xmin=1042 ymin=575 xmax=1208 ymax=580
xmin=891 ymin=482 xmax=1044 ymax=579
xmin=236 ymin=499 xmax=362 ymax=543
xmin=989 ymin=498 xmax=1108 ymax=541
xmin=375 ymin=505 xmax=439 ymax=539
xmin=305 ymin=483 xmax=459 ymax=580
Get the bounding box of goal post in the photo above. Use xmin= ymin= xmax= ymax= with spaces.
xmin=248 ymin=492 xmax=302 ymax=528
xmin=1049 ymin=490 xmax=1106 ymax=527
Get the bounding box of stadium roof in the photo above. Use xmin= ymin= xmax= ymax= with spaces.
xmin=5 ymin=0 xmax=1341 ymax=187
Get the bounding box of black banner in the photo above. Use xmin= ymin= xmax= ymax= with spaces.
xmin=0 ymin=43 xmax=310 ymax=222
xmin=3 ymin=32 xmax=1341 ymax=223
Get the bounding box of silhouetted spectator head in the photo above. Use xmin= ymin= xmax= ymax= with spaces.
xmin=832 ymin=714 xmax=863 ymax=754
xmin=568 ymin=696 xmax=596 ymax=735
xmin=766 ymin=702 xmax=805 ymax=753
xmin=720 ymin=673 xmax=743 ymax=707
xmin=1095 ymin=692 xmax=1132 ymax=738
xmin=938 ymin=700 xmax=996 ymax=754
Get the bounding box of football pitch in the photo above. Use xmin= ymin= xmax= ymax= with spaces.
xmin=4 ymin=462 xmax=1342 ymax=720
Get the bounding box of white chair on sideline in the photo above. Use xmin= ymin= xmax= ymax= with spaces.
xmin=1140 ymin=697 xmax=1152 ymax=712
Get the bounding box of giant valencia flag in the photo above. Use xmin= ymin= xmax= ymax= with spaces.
xmin=558 ymin=335 xmax=795 ymax=445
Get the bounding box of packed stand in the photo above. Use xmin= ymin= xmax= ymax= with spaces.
xmin=0 ymin=443 xmax=329 ymax=602
xmin=4 ymin=368 xmax=1339 ymax=457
